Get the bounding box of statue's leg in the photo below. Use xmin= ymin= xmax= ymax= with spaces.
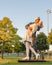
xmin=33 ymin=38 xmax=37 ymax=60
xmin=29 ymin=50 xmax=31 ymax=60
xmin=33 ymin=37 xmax=37 ymax=52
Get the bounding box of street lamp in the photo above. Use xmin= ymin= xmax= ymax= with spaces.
xmin=46 ymin=9 xmax=51 ymax=34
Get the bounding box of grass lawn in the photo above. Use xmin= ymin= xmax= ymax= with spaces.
xmin=0 ymin=53 xmax=52 ymax=65
xmin=0 ymin=61 xmax=52 ymax=65
xmin=0 ymin=57 xmax=52 ymax=65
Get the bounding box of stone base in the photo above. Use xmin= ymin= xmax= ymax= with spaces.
xmin=18 ymin=59 xmax=46 ymax=62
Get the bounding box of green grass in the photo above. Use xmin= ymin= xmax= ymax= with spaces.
xmin=0 ymin=61 xmax=52 ymax=65
xmin=0 ymin=53 xmax=52 ymax=65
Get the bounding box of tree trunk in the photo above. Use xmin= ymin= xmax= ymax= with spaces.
xmin=40 ymin=51 xmax=44 ymax=60
xmin=1 ymin=42 xmax=5 ymax=59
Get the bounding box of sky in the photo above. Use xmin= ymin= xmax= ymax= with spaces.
xmin=0 ymin=0 xmax=52 ymax=37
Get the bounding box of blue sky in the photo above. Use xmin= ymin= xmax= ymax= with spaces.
xmin=0 ymin=0 xmax=52 ymax=37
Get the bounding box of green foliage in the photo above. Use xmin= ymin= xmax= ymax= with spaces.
xmin=0 ymin=17 xmax=22 ymax=53
xmin=36 ymin=32 xmax=49 ymax=51
xmin=0 ymin=17 xmax=14 ymax=41
xmin=4 ymin=43 xmax=13 ymax=53
xmin=47 ymin=29 xmax=52 ymax=44
xmin=19 ymin=43 xmax=26 ymax=52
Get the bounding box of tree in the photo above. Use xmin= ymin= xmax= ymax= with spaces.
xmin=0 ymin=17 xmax=16 ymax=41
xmin=0 ymin=17 xmax=19 ymax=58
xmin=47 ymin=29 xmax=52 ymax=44
xmin=36 ymin=32 xmax=49 ymax=60
xmin=9 ymin=34 xmax=22 ymax=53
xmin=4 ymin=43 xmax=14 ymax=53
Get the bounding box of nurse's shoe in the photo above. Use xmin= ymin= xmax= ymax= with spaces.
xmin=21 ymin=57 xmax=29 ymax=60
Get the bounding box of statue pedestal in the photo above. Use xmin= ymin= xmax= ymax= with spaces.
xmin=18 ymin=59 xmax=46 ymax=62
